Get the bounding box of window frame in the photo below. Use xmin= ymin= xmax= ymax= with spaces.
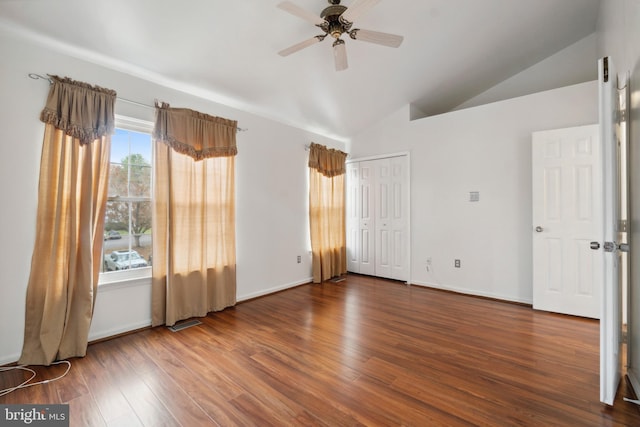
xmin=99 ymin=115 xmax=154 ymax=286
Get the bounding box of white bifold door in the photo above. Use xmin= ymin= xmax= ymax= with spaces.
xmin=346 ymin=155 xmax=409 ymax=281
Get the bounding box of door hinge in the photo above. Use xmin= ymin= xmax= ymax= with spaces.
xmin=619 ymin=219 xmax=628 ymax=233
xmin=604 ymin=241 xmax=616 ymax=252
xmin=603 ymin=57 xmax=609 ymax=83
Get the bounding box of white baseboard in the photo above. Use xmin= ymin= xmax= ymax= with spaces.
xmin=237 ymin=277 xmax=312 ymax=302
xmin=410 ymin=280 xmax=533 ymax=305
xmin=89 ymin=320 xmax=152 ymax=342
xmin=628 ymin=368 xmax=640 ymax=399
xmin=88 ymin=278 xmax=313 ymax=342
xmin=0 ymin=352 xmax=21 ymax=366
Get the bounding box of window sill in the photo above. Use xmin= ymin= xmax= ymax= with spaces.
xmin=98 ymin=266 xmax=152 ymax=290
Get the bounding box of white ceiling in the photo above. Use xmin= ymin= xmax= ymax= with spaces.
xmin=0 ymin=0 xmax=601 ymax=140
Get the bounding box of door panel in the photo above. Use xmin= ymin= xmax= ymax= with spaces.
xmin=375 ymin=159 xmax=392 ymax=278
xmin=544 ymin=238 xmax=562 ymax=293
xmin=575 ymin=240 xmax=594 ymax=295
xmin=575 ymin=165 xmax=593 ymax=220
xmin=543 ymin=166 xmax=561 ymax=221
xmin=393 ymin=230 xmax=403 ymax=270
xmin=599 ymin=56 xmax=622 ymax=406
xmin=359 ymin=161 xmax=375 ymax=275
xmin=346 ymin=163 xmax=360 ymax=272
xmin=390 ymin=156 xmax=409 ymax=281
xmin=532 ymin=124 xmax=601 ymax=319
xmin=361 ymin=229 xmax=372 ymax=264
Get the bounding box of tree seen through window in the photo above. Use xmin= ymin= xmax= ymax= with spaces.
xmin=102 ymin=128 xmax=152 ymax=272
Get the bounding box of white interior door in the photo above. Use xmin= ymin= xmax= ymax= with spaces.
xmin=373 ymin=156 xmax=409 ymax=281
xmin=532 ymin=124 xmax=602 ymax=319
xmin=346 ymin=155 xmax=410 ymax=281
xmin=375 ymin=159 xmax=392 ymax=279
xmin=358 ymin=161 xmax=375 ymax=276
xmin=346 ymin=163 xmax=360 ymax=273
xmin=390 ymin=156 xmax=409 ymax=281
xmin=598 ymin=56 xmax=623 ymax=407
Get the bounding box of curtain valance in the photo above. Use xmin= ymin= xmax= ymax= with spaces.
xmin=153 ymin=102 xmax=237 ymax=160
xmin=40 ymin=75 xmax=116 ymax=145
xmin=308 ymin=142 xmax=347 ymax=177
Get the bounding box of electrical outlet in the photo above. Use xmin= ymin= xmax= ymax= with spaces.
xmin=454 ymin=259 xmax=461 ymax=268
xmin=297 ymin=255 xmax=301 ymax=264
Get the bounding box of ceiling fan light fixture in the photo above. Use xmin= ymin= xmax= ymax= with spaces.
xmin=277 ymin=0 xmax=403 ymax=71
xmin=333 ymin=38 xmax=348 ymax=71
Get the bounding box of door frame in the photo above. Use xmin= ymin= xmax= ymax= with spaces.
xmin=346 ymin=151 xmax=411 ymax=284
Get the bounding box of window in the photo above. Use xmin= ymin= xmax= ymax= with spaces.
xmin=100 ymin=118 xmax=153 ymax=278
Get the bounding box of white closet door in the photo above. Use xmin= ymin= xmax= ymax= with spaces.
xmin=346 ymin=163 xmax=360 ymax=273
xmin=390 ymin=156 xmax=409 ymax=281
xmin=346 ymin=155 xmax=409 ymax=281
xmin=359 ymin=161 xmax=376 ymax=275
xmin=375 ymin=159 xmax=392 ymax=279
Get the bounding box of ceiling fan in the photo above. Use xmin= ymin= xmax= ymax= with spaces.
xmin=277 ymin=0 xmax=404 ymax=71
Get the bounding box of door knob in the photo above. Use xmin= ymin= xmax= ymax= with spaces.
xmin=535 ymin=226 xmax=543 ymax=232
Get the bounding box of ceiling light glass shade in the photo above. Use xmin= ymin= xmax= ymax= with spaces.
xmin=333 ymin=40 xmax=348 ymax=71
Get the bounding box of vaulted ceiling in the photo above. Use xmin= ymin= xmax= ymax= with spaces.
xmin=0 ymin=0 xmax=601 ymax=140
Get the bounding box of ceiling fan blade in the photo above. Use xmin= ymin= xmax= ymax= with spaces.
xmin=278 ymin=36 xmax=324 ymax=57
xmin=349 ymin=28 xmax=403 ymax=48
xmin=333 ymin=40 xmax=348 ymax=71
xmin=277 ymin=1 xmax=326 ymax=26
xmin=340 ymin=0 xmax=381 ymax=23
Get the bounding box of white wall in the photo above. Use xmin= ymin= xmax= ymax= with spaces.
xmin=0 ymin=28 xmax=343 ymax=364
xmin=454 ymin=33 xmax=598 ymax=111
xmin=597 ymin=0 xmax=640 ymax=395
xmin=351 ymin=81 xmax=598 ymax=303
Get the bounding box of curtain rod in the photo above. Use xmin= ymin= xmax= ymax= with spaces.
xmin=304 ymin=144 xmax=350 ymax=158
xmin=28 ymin=73 xmax=248 ymax=132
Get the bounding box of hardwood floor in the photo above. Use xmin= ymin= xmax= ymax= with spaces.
xmin=2 ymin=274 xmax=640 ymax=426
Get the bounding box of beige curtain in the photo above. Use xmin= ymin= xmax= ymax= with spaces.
xmin=19 ymin=76 xmax=115 ymax=365
xmin=308 ymin=142 xmax=348 ymax=283
xmin=152 ymin=103 xmax=237 ymax=327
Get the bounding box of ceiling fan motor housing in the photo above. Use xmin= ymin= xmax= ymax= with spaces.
xmin=320 ymin=4 xmax=351 ymax=38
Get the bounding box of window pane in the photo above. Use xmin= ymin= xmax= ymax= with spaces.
xmin=103 ymin=200 xmax=152 ymax=272
xmin=101 ymin=127 xmax=153 ymax=275
xmin=128 ymin=163 xmax=152 ymax=198
xmin=109 ymin=129 xmax=152 ymax=198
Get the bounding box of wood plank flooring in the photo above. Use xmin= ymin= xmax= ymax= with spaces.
xmin=2 ymin=274 xmax=640 ymax=426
